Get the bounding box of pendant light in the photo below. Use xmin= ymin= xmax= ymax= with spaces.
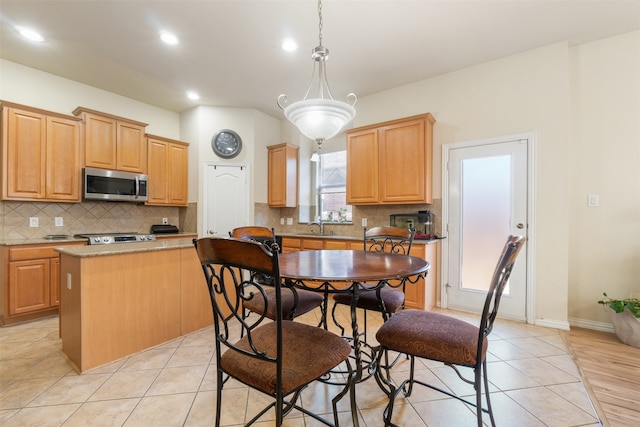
xmin=277 ymin=0 xmax=356 ymax=149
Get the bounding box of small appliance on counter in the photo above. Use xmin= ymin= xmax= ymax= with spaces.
xmin=390 ymin=211 xmax=435 ymax=240
xmin=150 ymin=224 xmax=180 ymax=234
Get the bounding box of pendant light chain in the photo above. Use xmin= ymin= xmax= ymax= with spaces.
xmin=317 ymin=0 xmax=323 ymax=48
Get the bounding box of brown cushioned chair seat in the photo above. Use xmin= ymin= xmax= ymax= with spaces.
xmin=333 ymin=284 xmax=404 ymax=313
xmin=243 ymin=287 xmax=324 ymax=320
xmin=375 ymin=309 xmax=488 ymax=367
xmin=221 ymin=321 xmax=351 ymax=395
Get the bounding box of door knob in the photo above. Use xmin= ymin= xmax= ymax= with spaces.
xmin=517 ymin=223 xmax=524 ymax=229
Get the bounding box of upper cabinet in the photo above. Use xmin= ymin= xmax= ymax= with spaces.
xmin=346 ymin=113 xmax=435 ymax=205
xmin=73 ymin=107 xmax=148 ymax=173
xmin=268 ymin=143 xmax=298 ymax=208
xmin=1 ymin=102 xmax=82 ymax=202
xmin=146 ymin=134 xmax=189 ymax=206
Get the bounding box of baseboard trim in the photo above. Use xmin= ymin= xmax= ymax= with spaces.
xmin=534 ymin=317 xmax=571 ymax=330
xmin=568 ymin=317 xmax=614 ymax=333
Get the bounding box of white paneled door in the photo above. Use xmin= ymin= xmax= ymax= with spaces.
xmin=202 ymin=163 xmax=249 ymax=237
xmin=445 ymin=137 xmax=530 ymax=322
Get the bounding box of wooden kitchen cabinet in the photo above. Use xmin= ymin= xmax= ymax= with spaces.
xmin=268 ymin=143 xmax=298 ymax=207
xmin=405 ymin=242 xmax=438 ymax=310
xmin=1 ymin=242 xmax=84 ymax=325
xmin=346 ymin=113 xmax=435 ymax=205
xmin=1 ymin=102 xmax=82 ymax=202
xmin=73 ymin=107 xmax=147 ymax=173
xmin=146 ymin=134 xmax=189 ymax=206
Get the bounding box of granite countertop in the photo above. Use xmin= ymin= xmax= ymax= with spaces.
xmin=55 ymin=238 xmax=196 ymax=258
xmin=277 ymin=232 xmax=440 ymax=244
xmin=0 ymin=233 xmax=197 ymax=247
xmin=0 ymin=236 xmax=87 ymax=246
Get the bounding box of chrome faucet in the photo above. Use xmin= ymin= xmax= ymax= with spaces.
xmin=309 ymin=220 xmax=324 ymax=236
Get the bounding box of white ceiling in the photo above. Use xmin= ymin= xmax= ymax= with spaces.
xmin=2 ymin=1 xmax=640 ymax=118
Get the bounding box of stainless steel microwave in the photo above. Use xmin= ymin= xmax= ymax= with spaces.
xmin=83 ymin=167 xmax=148 ymax=202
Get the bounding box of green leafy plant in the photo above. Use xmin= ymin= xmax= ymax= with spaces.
xmin=598 ymin=293 xmax=640 ymax=318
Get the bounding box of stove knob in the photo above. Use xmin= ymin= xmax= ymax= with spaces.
xmin=103 ymin=237 xmax=109 ymax=243
xmin=93 ymin=237 xmax=101 ymax=243
xmin=140 ymin=235 xmax=146 ymax=241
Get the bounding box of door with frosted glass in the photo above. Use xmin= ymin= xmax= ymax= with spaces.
xmin=447 ymin=139 xmax=528 ymax=321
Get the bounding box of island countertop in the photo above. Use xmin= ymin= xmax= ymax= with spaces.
xmin=54 ymin=237 xmax=195 ymax=257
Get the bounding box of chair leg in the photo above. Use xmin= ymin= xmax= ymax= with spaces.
xmin=331 ymin=301 xmax=346 ymax=336
xmin=482 ymin=360 xmax=496 ymax=427
xmin=215 ymin=370 xmax=224 ymax=427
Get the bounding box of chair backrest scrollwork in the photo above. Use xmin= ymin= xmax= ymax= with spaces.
xmin=364 ymin=226 xmax=416 ymax=255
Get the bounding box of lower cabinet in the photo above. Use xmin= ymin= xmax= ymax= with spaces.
xmin=278 ymin=235 xmax=438 ymax=310
xmin=1 ymin=242 xmax=84 ymax=325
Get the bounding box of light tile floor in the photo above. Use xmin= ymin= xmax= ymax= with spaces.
xmin=0 ymin=307 xmax=602 ymax=426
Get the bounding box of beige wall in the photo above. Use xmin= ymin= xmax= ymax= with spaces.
xmin=568 ymin=30 xmax=640 ymax=330
xmin=353 ymin=42 xmax=571 ymax=328
xmin=0 ymin=60 xmax=180 ymax=138
xmin=2 ymin=29 xmax=638 ymax=330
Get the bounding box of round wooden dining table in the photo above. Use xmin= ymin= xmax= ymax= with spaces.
xmin=278 ymin=249 xmax=430 ymax=419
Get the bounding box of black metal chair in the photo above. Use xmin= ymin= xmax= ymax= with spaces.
xmin=230 ymin=226 xmax=323 ymax=320
xmin=193 ymin=237 xmax=355 ymax=427
xmin=374 ymin=235 xmax=526 ymax=427
xmin=331 ymin=226 xmax=416 ymax=341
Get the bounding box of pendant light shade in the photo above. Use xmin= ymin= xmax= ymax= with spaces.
xmin=278 ymin=0 xmax=356 ymax=148
xmin=283 ymin=98 xmax=355 ymax=143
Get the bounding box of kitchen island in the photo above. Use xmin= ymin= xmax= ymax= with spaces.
xmin=56 ymin=238 xmax=211 ymax=372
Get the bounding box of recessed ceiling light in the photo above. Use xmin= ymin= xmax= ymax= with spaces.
xmin=15 ymin=25 xmax=44 ymax=42
xmin=282 ymin=38 xmax=297 ymax=52
xmin=160 ymin=30 xmax=179 ymax=46
xmin=187 ymin=91 xmax=200 ymax=100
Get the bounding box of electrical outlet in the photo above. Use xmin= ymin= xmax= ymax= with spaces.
xmin=55 ymin=217 xmax=64 ymax=227
xmin=29 ymin=217 xmax=39 ymax=227
xmin=361 ymin=218 xmax=367 ymax=227
xmin=162 ymin=217 xmax=168 ymax=225
xmin=280 ymin=218 xmax=285 ymax=225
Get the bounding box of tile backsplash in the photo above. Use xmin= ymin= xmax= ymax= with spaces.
xmin=0 ymin=201 xmax=197 ymax=240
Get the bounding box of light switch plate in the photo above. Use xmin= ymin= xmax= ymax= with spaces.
xmin=587 ymin=194 xmax=599 ymax=207
xmin=29 ymin=217 xmax=39 ymax=227
xmin=286 ymin=218 xmax=293 ymax=225
xmin=55 ymin=217 xmax=64 ymax=227
xmin=361 ymin=218 xmax=367 ymax=227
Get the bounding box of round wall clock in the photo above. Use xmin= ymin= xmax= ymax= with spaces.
xmin=211 ymin=129 xmax=242 ymax=159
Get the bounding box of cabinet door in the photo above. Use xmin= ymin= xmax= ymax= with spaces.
xmin=346 ymin=128 xmax=378 ymax=204
xmin=168 ymin=143 xmax=188 ymax=206
xmin=50 ymin=257 xmax=60 ymax=307
xmin=379 ymin=118 xmax=426 ymax=203
xmin=404 ymin=245 xmax=426 ymax=310
xmin=147 ymin=138 xmax=169 ymax=204
xmin=268 ymin=144 xmax=298 ymax=207
xmin=4 ymin=108 xmax=46 ymax=199
xmin=84 ymin=112 xmax=117 ymax=169
xmin=117 ymin=121 xmax=147 ymax=173
xmin=8 ymin=259 xmax=51 ymax=315
xmin=46 ymin=116 xmax=81 ymax=201
xmin=147 ymin=138 xmax=188 ymax=206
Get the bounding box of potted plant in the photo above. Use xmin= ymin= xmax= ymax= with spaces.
xmin=598 ymin=292 xmax=640 ymax=348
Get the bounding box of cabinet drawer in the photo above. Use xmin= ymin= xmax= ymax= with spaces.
xmin=281 ymin=237 xmax=301 ymax=248
xmin=9 ymin=246 xmax=59 ymax=261
xmin=301 ymin=239 xmax=324 ymax=250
